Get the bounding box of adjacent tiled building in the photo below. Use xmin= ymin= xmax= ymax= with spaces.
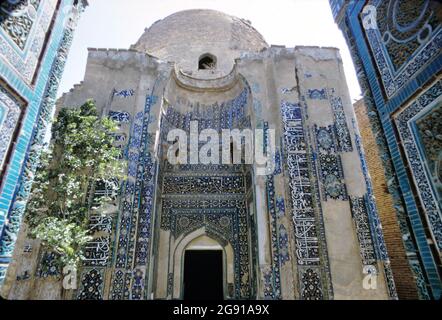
xmin=0 ymin=0 xmax=87 ymax=285
xmin=330 ymin=0 xmax=442 ymax=299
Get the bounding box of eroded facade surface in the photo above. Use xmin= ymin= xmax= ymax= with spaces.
xmin=330 ymin=0 xmax=442 ymax=299
xmin=4 ymin=9 xmax=396 ymax=300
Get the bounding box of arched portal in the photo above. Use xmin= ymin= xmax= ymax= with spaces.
xmin=171 ymin=230 xmax=234 ymax=299
xmin=152 ymin=67 xmax=257 ymax=300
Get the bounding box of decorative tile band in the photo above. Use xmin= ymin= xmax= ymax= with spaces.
xmin=363 ymin=0 xmax=441 ymax=98
xmin=0 ymin=84 xmax=23 ymax=171
xmin=108 ymin=111 xmax=131 ymax=123
xmin=0 ymin=9 xmax=80 ymax=283
xmin=113 ymin=89 xmax=135 ymax=98
xmin=299 ymin=267 xmax=323 ymax=300
xmin=110 ymin=92 xmax=158 ymax=300
xmin=315 ymin=125 xmax=336 ymax=153
xmin=307 ymin=88 xmax=327 ymax=100
xmin=264 ymin=121 xmax=282 ymax=299
xmin=318 ymin=153 xmax=347 ymax=201
xmin=77 ymin=268 xmax=104 ymax=300
xmin=349 ymin=196 xmax=377 ymax=266
xmin=352 ymin=118 xmax=398 ymax=299
xmin=328 ymin=89 xmax=353 ymax=152
xmin=280 ymin=101 xmax=326 ymax=299
xmin=394 ymin=79 xmax=442 ymax=251
xmin=0 ymin=0 xmax=58 ymax=84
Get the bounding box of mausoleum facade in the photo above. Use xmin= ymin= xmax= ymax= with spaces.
xmin=3 ymin=9 xmax=398 ymax=300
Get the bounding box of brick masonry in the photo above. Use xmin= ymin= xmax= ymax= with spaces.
xmin=354 ymin=99 xmax=419 ymax=299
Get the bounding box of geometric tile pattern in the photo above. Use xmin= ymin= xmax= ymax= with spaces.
xmin=0 ymin=0 xmax=58 ymax=84
xmin=109 ymin=93 xmax=157 ymax=300
xmin=330 ymin=0 xmax=441 ymax=299
xmin=349 ymin=196 xmax=377 ymax=266
xmin=264 ymin=121 xmax=282 ymax=299
xmin=156 ymin=89 xmax=254 ymax=299
xmin=299 ymin=267 xmax=323 ymax=300
xmin=351 ymin=119 xmax=391 ymax=264
xmin=352 ymin=118 xmax=398 ymax=299
xmin=394 ymin=79 xmax=442 ymax=251
xmin=315 ymin=125 xmax=336 ymax=153
xmin=35 ymin=251 xmax=60 ymax=278
xmin=364 ymin=0 xmax=441 ymax=98
xmin=0 ymin=84 xmax=23 ymax=171
xmin=163 ymin=88 xmax=249 ymax=132
xmin=77 ymin=268 xmax=104 ymax=300
xmin=160 ymin=167 xmax=252 ymax=298
xmin=328 ymin=90 xmax=353 ymax=152
xmin=113 ymin=89 xmax=135 ymax=98
xmin=0 ymin=0 xmax=42 ymax=49
xmin=163 ymin=175 xmax=244 ymax=194
xmin=313 ymin=92 xmax=349 ymax=202
xmin=318 ymin=153 xmax=347 ymax=201
xmin=108 ymin=111 xmax=131 ymax=123
xmin=278 ymin=224 xmax=290 ymax=265
xmin=307 ymin=88 xmax=327 ymax=100
xmin=0 ymin=0 xmax=86 ymax=285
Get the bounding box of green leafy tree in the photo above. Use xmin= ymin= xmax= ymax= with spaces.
xmin=25 ymin=100 xmax=125 ymax=268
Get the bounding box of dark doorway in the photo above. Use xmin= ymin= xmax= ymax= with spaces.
xmin=183 ymin=250 xmax=223 ymax=300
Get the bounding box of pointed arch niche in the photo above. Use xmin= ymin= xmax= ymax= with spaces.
xmin=171 ymin=228 xmax=234 ymax=299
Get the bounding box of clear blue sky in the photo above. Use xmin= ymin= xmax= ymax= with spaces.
xmin=59 ymin=0 xmax=362 ymax=101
